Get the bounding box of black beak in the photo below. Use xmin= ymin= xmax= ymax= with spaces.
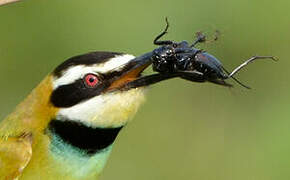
xmin=118 ymin=52 xmax=180 ymax=90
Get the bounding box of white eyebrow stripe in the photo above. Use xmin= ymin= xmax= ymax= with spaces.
xmin=98 ymin=54 xmax=135 ymax=72
xmin=53 ymin=54 xmax=135 ymax=89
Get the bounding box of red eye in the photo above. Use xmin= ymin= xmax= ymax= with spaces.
xmin=84 ymin=74 xmax=99 ymax=87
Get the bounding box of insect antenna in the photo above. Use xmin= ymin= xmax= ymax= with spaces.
xmin=228 ymin=56 xmax=277 ymax=77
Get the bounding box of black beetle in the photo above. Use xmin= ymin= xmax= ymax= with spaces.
xmin=150 ymin=18 xmax=276 ymax=89
xmin=123 ymin=19 xmax=276 ymax=90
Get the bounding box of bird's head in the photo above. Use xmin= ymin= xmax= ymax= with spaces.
xmin=50 ymin=51 xmax=150 ymax=129
xmin=40 ymin=51 xmax=156 ymax=156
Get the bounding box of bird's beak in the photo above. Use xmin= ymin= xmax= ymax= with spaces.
xmin=108 ymin=52 xmax=179 ymax=91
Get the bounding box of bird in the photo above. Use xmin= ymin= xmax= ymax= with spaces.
xmin=0 ymin=51 xmax=159 ymax=180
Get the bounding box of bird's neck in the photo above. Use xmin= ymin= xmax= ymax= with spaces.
xmin=0 ymin=75 xmax=57 ymax=136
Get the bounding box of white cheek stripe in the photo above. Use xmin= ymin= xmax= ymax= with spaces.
xmin=53 ymin=54 xmax=135 ymax=89
xmin=56 ymin=88 xmax=146 ymax=128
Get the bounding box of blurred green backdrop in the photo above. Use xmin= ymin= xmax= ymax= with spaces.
xmin=0 ymin=0 xmax=289 ymax=179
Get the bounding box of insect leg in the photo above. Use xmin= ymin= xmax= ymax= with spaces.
xmin=153 ymin=17 xmax=174 ymax=45
xmin=221 ymin=56 xmax=277 ymax=89
xmin=176 ymin=70 xmax=206 ymax=82
xmin=122 ymin=73 xmax=179 ymax=90
xmin=190 ymin=32 xmax=206 ymax=47
xmin=208 ymin=79 xmax=233 ymax=87
xmin=228 ymin=56 xmax=277 ymax=77
xmin=177 ymin=70 xmax=233 ymax=87
xmin=212 ymin=30 xmax=220 ymax=41
xmin=190 ymin=30 xmax=220 ymax=47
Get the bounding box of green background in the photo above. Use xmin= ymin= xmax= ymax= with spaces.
xmin=0 ymin=0 xmax=289 ymax=179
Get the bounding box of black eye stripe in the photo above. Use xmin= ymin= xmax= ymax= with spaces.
xmin=50 ymin=79 xmax=109 ymax=108
xmin=50 ymin=70 xmax=119 ymax=108
xmin=50 ymin=54 xmax=140 ymax=108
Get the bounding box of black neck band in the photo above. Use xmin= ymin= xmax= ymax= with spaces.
xmin=48 ymin=120 xmax=123 ymax=155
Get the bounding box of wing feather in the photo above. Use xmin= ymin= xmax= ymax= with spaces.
xmin=0 ymin=133 xmax=33 ymax=180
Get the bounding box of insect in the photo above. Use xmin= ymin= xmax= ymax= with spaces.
xmin=123 ymin=19 xmax=276 ymax=90
xmin=150 ymin=18 xmax=277 ymax=89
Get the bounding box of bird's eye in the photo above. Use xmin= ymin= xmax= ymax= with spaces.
xmin=84 ymin=74 xmax=99 ymax=87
